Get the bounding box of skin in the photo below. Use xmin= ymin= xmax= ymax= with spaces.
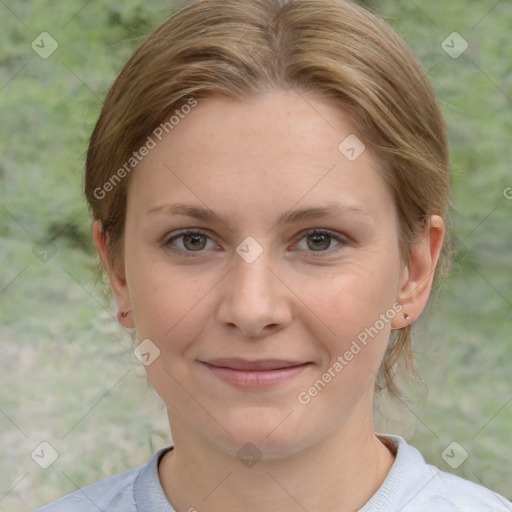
xmin=93 ymin=89 xmax=444 ymax=512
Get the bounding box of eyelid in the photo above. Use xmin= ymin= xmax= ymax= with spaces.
xmin=164 ymin=228 xmax=219 ymax=257
xmin=164 ymin=227 xmax=351 ymax=258
xmin=290 ymin=228 xmax=350 ymax=258
xmin=297 ymin=228 xmax=350 ymax=243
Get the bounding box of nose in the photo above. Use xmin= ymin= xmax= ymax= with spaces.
xmin=216 ymin=246 xmax=292 ymax=339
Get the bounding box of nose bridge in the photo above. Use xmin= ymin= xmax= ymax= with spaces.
xmin=217 ymin=236 xmax=291 ymax=336
xmin=231 ymin=239 xmax=276 ymax=304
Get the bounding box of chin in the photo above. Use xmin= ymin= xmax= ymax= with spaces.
xmin=208 ymin=409 xmax=313 ymax=461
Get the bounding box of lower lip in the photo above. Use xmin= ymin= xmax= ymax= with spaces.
xmin=201 ymin=362 xmax=311 ymax=389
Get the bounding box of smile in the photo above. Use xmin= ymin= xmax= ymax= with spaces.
xmin=199 ymin=359 xmax=313 ymax=389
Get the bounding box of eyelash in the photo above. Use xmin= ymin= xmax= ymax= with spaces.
xmin=164 ymin=228 xmax=350 ymax=259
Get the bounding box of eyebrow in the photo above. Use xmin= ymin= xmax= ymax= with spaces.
xmin=145 ymin=202 xmax=372 ymax=230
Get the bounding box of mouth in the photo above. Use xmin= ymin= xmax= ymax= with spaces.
xmin=202 ymin=358 xmax=310 ymax=370
xmin=199 ymin=358 xmax=313 ymax=389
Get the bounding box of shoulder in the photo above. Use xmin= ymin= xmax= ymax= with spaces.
xmin=364 ymin=435 xmax=512 ymax=512
xmin=415 ymin=467 xmax=512 ymax=511
xmin=32 ymin=446 xmax=175 ymax=512
xmin=33 ymin=465 xmax=142 ymax=512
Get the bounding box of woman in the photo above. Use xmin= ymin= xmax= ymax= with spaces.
xmin=35 ymin=0 xmax=512 ymax=510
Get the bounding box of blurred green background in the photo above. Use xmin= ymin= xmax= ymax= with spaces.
xmin=0 ymin=0 xmax=510 ymax=509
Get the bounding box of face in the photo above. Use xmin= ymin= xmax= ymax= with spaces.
xmin=111 ymin=90 xmax=411 ymax=458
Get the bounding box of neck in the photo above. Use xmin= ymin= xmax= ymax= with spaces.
xmin=158 ymin=411 xmax=395 ymax=512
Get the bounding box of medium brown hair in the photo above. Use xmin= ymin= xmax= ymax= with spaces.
xmin=85 ymin=0 xmax=452 ymax=397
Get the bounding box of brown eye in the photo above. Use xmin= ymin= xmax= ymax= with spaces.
xmin=293 ymin=229 xmax=348 ymax=257
xmin=182 ymin=233 xmax=208 ymax=251
xmin=306 ymin=232 xmax=332 ymax=251
xmin=165 ymin=229 xmax=215 ymax=256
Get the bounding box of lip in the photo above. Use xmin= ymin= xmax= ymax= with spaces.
xmin=199 ymin=358 xmax=312 ymax=389
xmin=203 ymin=358 xmax=309 ymax=370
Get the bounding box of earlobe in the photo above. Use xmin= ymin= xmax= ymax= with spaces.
xmin=92 ymin=220 xmax=134 ymax=328
xmin=391 ymin=215 xmax=445 ymax=329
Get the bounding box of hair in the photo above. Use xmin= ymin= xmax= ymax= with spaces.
xmin=84 ymin=0 xmax=452 ymax=397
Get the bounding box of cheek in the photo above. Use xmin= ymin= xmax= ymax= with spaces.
xmin=294 ymin=269 xmax=397 ymax=417
xmin=297 ymin=259 xmax=400 ymax=384
xmin=126 ymin=249 xmax=215 ymax=350
xmin=304 ymin=260 xmax=398 ymax=335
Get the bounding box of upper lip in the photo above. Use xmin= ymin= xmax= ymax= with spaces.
xmin=202 ymin=358 xmax=310 ymax=371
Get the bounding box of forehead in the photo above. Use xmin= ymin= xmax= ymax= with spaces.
xmin=127 ymin=89 xmax=395 ymax=225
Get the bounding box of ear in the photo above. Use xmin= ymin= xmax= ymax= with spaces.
xmin=92 ymin=220 xmax=134 ymax=329
xmin=391 ymin=215 xmax=445 ymax=329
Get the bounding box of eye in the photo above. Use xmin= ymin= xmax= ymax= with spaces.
xmin=164 ymin=228 xmax=349 ymax=258
xmin=165 ymin=229 xmax=216 ymax=256
xmin=293 ymin=229 xmax=347 ymax=257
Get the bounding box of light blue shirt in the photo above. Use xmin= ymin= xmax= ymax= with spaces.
xmin=34 ymin=435 xmax=512 ymax=511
